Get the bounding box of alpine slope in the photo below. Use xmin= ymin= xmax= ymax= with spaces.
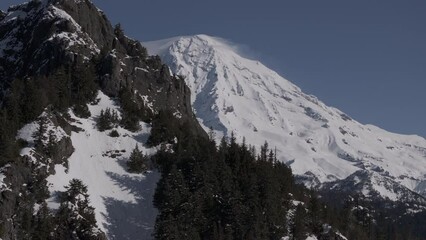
xmin=145 ymin=35 xmax=426 ymax=204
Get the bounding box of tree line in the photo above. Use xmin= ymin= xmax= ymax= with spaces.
xmin=151 ymin=124 xmax=365 ymax=239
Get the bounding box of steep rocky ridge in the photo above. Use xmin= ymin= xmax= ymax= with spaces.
xmin=0 ymin=0 xmax=202 ymax=132
xmin=0 ymin=1 xmax=205 ymax=239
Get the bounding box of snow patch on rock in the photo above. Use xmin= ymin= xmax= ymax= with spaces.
xmin=46 ymin=91 xmax=159 ymax=239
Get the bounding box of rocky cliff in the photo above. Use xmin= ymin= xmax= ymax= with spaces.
xmin=0 ymin=0 xmax=205 ymax=239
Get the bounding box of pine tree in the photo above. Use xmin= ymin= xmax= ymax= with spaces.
xmin=268 ymin=149 xmax=275 ymax=163
xmin=6 ymin=78 xmax=24 ymax=130
xmin=54 ymin=179 xmax=104 ymax=239
xmin=154 ymin=165 xmax=191 ymax=240
xmin=97 ymin=108 xmax=120 ymax=131
xmin=0 ymin=110 xmax=17 ymax=165
xmin=45 ymin=130 xmax=57 ymax=157
xmin=119 ymin=87 xmax=141 ymax=131
xmin=292 ymin=204 xmax=308 ymax=240
xmin=208 ymin=126 xmax=216 ymax=143
xmin=260 ymin=141 xmax=268 ymax=161
xmin=72 ymin=62 xmax=97 ymax=105
xmin=127 ymin=145 xmax=148 ymax=173
xmin=33 ymin=202 xmax=54 ymax=240
xmin=97 ymin=109 xmax=110 ymax=131
xmin=307 ymin=193 xmax=323 ymax=236
xmin=22 ymin=78 xmax=46 ymax=122
xmin=33 ymin=116 xmax=48 ymax=152
xmin=52 ymin=66 xmax=72 ymax=111
xmin=147 ymin=110 xmax=180 ymax=146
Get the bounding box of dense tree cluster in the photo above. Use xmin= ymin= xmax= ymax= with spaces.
xmin=147 ymin=110 xmax=180 ymax=147
xmin=96 ymin=108 xmax=119 ymax=132
xmin=31 ymin=115 xmax=60 ymax=159
xmin=2 ymin=177 xmax=102 ymax=240
xmin=0 ymin=59 xmax=103 ymax=239
xmin=153 ymin=133 xmax=351 ymax=240
xmin=53 ymin=179 xmax=104 ymax=239
xmin=118 ymin=86 xmax=152 ymax=131
xmin=0 ymin=61 xmax=98 ymax=167
xmin=17 ymin=179 xmax=104 ymax=240
xmin=330 ymin=195 xmax=426 ymax=240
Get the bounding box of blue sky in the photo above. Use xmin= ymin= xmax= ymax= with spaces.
xmin=2 ymin=0 xmax=426 ymax=137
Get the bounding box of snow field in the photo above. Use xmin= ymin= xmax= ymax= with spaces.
xmin=17 ymin=91 xmax=159 ymax=239
xmin=145 ymin=34 xmax=426 ymax=201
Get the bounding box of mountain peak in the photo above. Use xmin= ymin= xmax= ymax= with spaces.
xmin=145 ymin=34 xmax=300 ymax=98
xmin=0 ymin=0 xmax=110 ymax=81
xmin=145 ymin=34 xmax=230 ymax=56
xmin=146 ymin=35 xmax=426 ymax=202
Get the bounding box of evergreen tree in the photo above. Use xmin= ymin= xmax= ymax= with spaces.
xmin=147 ymin=110 xmax=180 ymax=146
xmin=33 ymin=116 xmax=48 ymax=152
xmin=6 ymin=78 xmax=25 ymax=129
xmin=292 ymin=204 xmax=308 ymax=240
xmin=22 ymin=78 xmax=46 ymax=122
xmin=152 ymin=132 xmax=365 ymax=239
xmin=52 ymin=66 xmax=72 ymax=111
xmin=154 ymin=165 xmax=192 ymax=240
xmin=127 ymin=145 xmax=148 ymax=173
xmin=260 ymin=141 xmax=268 ymax=161
xmin=97 ymin=108 xmax=119 ymax=131
xmin=72 ymin=62 xmax=97 ymax=105
xmin=54 ymin=179 xmax=103 ymax=239
xmin=119 ymin=86 xmax=141 ymax=131
xmin=97 ymin=109 xmax=109 ymax=131
xmin=33 ymin=202 xmax=54 ymax=240
xmin=0 ymin=110 xmax=18 ymax=166
xmin=208 ymin=126 xmax=216 ymax=143
xmin=307 ymin=193 xmax=323 ymax=236
xmin=268 ymin=149 xmax=275 ymax=163
xmin=45 ymin=129 xmax=58 ymax=158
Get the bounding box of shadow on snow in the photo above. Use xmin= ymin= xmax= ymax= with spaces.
xmin=102 ymin=169 xmax=160 ymax=240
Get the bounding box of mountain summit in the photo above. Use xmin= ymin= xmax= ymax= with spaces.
xmin=145 ymin=34 xmax=426 ymax=203
xmin=0 ymin=0 xmax=425 ymax=237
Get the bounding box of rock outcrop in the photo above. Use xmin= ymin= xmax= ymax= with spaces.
xmin=0 ymin=0 xmax=205 ymax=238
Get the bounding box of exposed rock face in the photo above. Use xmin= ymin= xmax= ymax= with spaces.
xmin=0 ymin=0 xmax=205 ymax=239
xmin=0 ymin=0 xmax=202 ymax=133
xmin=48 ymin=112 xmax=75 ymax=167
xmin=0 ymin=1 xmax=96 ymax=81
xmin=55 ymin=0 xmax=114 ymax=49
xmin=0 ymin=111 xmax=75 ymax=240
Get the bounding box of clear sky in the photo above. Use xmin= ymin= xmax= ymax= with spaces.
xmin=2 ymin=0 xmax=426 ymax=137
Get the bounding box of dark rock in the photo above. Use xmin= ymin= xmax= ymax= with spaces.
xmin=0 ymin=10 xmax=5 ymax=21
xmin=0 ymin=0 xmax=207 ymax=238
xmin=0 ymin=157 xmax=36 ymax=240
xmin=54 ymin=0 xmax=114 ymax=49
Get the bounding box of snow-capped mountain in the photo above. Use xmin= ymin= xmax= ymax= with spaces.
xmin=0 ymin=0 xmax=425 ymax=238
xmin=145 ymin=35 xmax=426 ymax=204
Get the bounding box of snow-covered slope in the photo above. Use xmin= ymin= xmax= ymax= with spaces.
xmin=18 ymin=91 xmax=159 ymax=240
xmin=145 ymin=35 xmax=426 ymax=203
